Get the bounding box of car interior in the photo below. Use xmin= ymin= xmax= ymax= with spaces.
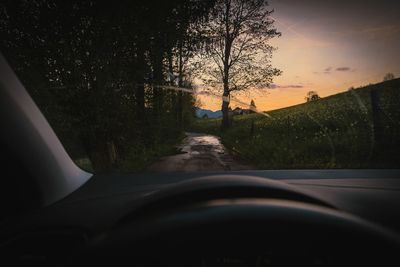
xmin=1 ymin=1 xmax=400 ymax=266
xmin=1 ymin=52 xmax=400 ymax=266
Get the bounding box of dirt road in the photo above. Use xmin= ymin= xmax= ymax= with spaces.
xmin=147 ymin=132 xmax=252 ymax=172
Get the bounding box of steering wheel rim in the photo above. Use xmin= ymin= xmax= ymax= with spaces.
xmin=82 ymin=176 xmax=400 ymax=266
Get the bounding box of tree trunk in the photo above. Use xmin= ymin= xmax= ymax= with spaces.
xmin=81 ymin=132 xmax=112 ymax=173
xmin=135 ymin=42 xmax=146 ymax=124
xmin=83 ymin=72 xmax=113 ymax=172
xmin=90 ymin=141 xmax=112 ymax=172
xmin=221 ymin=91 xmax=230 ymax=130
xmin=221 ymin=2 xmax=232 ymax=130
xmin=221 ymin=50 xmax=231 ymax=130
xmin=177 ymin=41 xmax=184 ymax=130
xmin=151 ymin=40 xmax=164 ymax=131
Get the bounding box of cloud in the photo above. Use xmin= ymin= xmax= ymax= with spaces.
xmin=323 ymin=67 xmax=332 ymax=74
xmin=314 ymin=67 xmax=333 ymax=75
xmin=336 ymin=67 xmax=351 ymax=72
xmin=314 ymin=66 xmax=354 ymax=74
xmin=314 ymin=71 xmax=331 ymax=75
xmin=362 ymin=25 xmax=400 ymax=40
xmin=267 ymin=84 xmax=304 ymax=89
xmin=336 ymin=25 xmax=400 ymax=41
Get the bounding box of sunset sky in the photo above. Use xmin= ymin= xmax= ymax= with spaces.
xmin=198 ymin=0 xmax=400 ymax=111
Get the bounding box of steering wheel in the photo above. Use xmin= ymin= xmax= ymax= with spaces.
xmin=80 ymin=175 xmax=400 ymax=266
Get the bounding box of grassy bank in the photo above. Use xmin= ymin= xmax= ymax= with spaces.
xmin=190 ymin=79 xmax=400 ymax=169
xmin=73 ymin=134 xmax=185 ymax=173
xmin=119 ymin=135 xmax=184 ymax=172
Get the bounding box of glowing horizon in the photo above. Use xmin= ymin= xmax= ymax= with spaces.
xmin=196 ymin=0 xmax=400 ymax=112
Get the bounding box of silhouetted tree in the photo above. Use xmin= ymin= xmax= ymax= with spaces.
xmin=199 ymin=0 xmax=281 ymax=130
xmin=250 ymin=99 xmax=257 ymax=112
xmin=383 ymin=73 xmax=395 ymax=81
xmin=305 ymin=91 xmax=320 ymax=102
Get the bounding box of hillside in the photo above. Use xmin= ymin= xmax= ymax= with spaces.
xmin=190 ymin=78 xmax=400 ymax=169
xmin=195 ymin=108 xmax=222 ymax=118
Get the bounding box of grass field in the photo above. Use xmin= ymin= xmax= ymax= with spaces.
xmin=190 ymin=79 xmax=400 ymax=169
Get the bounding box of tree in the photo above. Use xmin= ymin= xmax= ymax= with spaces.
xmin=200 ymin=0 xmax=281 ymax=129
xmin=163 ymin=0 xmax=214 ymax=130
xmin=383 ymin=73 xmax=395 ymax=81
xmin=305 ymin=91 xmax=320 ymax=102
xmin=249 ymin=99 xmax=257 ymax=112
xmin=0 ymin=0 xmax=213 ymax=172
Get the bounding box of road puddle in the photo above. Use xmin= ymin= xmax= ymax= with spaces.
xmin=147 ymin=132 xmax=252 ymax=172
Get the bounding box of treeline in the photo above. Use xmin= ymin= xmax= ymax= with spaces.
xmin=0 ymin=0 xmax=214 ymax=172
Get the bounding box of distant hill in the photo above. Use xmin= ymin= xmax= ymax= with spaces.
xmin=190 ymin=78 xmax=400 ymax=169
xmin=196 ymin=108 xmax=222 ymax=118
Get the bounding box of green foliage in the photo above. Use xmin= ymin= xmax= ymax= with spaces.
xmin=0 ymin=0 xmax=209 ymax=172
xmin=190 ymin=79 xmax=400 ymax=169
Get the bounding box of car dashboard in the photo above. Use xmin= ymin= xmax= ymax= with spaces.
xmin=1 ymin=170 xmax=400 ymax=266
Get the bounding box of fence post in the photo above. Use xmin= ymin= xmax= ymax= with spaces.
xmin=370 ymin=88 xmax=382 ymax=157
xmin=250 ymin=120 xmax=255 ymax=137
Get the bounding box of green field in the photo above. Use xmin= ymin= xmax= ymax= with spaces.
xmin=190 ymin=79 xmax=400 ymax=169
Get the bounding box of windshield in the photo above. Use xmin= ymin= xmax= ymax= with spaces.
xmin=1 ymin=0 xmax=399 ymax=173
